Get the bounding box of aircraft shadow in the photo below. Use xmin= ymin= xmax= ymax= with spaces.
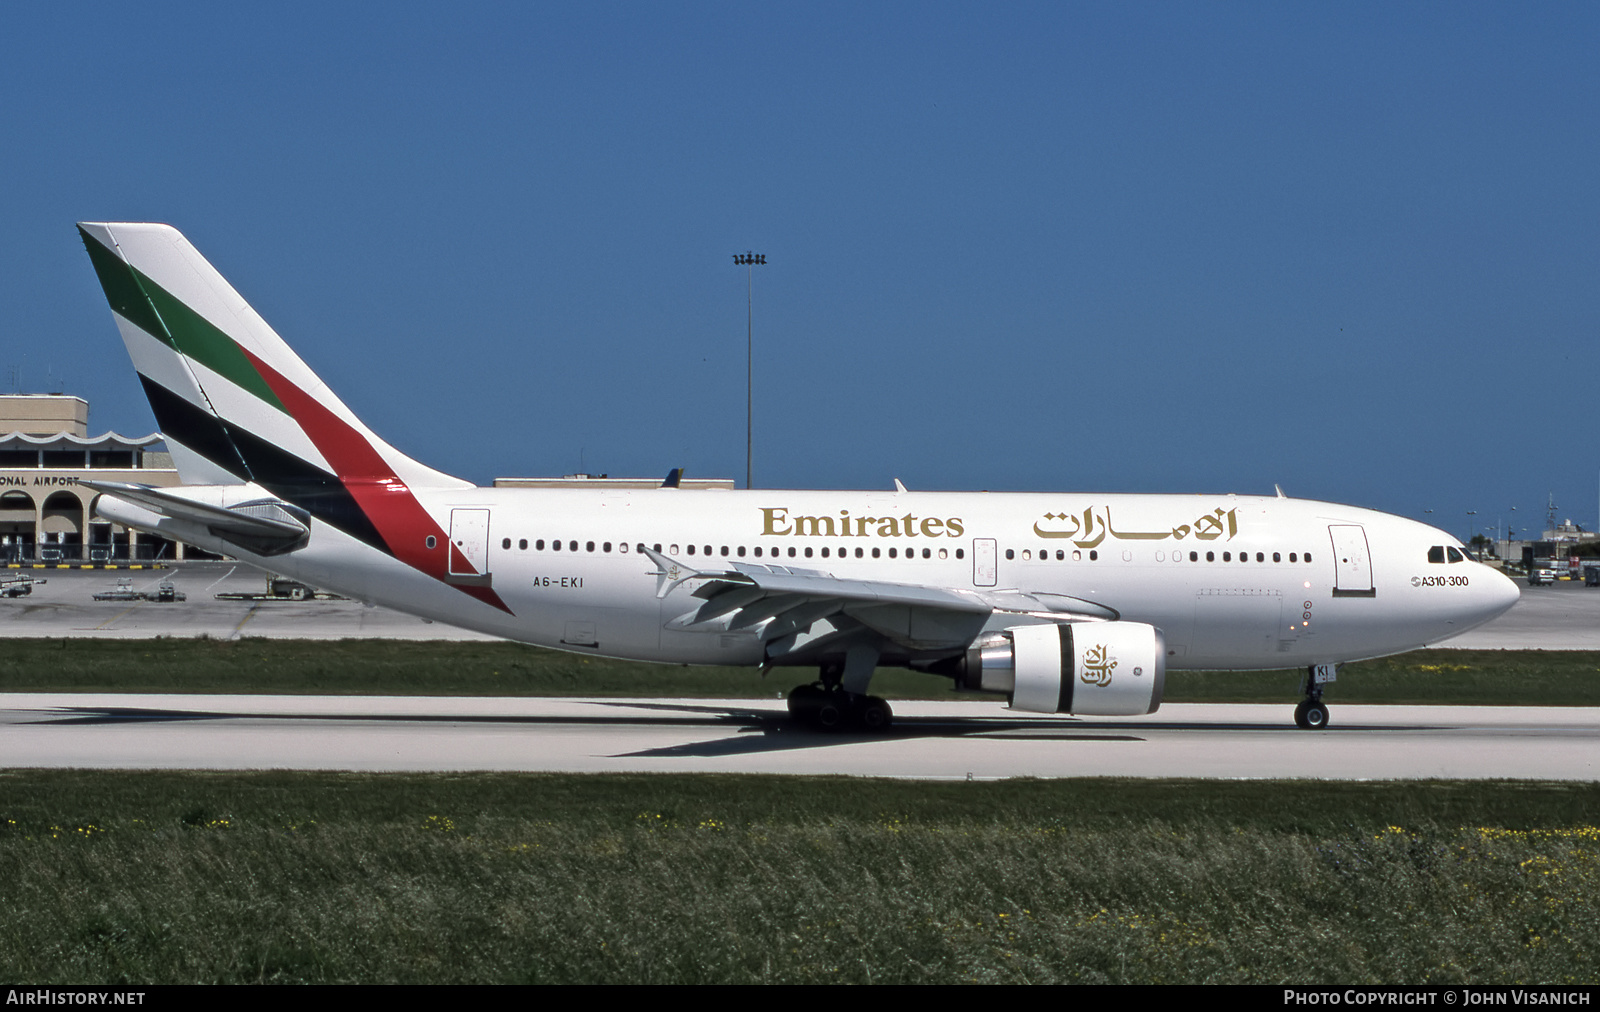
xmin=19 ymin=702 xmax=1440 ymax=761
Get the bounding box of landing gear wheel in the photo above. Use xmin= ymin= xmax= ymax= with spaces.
xmin=786 ymin=683 xmax=825 ymax=718
xmin=1295 ymin=699 xmax=1329 ymax=730
xmin=1294 ymin=700 xmax=1310 ymax=729
xmin=855 ymin=695 xmax=893 ymax=731
xmin=813 ymin=695 xmax=847 ymax=730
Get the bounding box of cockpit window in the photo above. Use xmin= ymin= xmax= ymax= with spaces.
xmin=1427 ymin=546 xmax=1445 ymax=564
xmin=1446 ymin=546 xmax=1464 ymax=563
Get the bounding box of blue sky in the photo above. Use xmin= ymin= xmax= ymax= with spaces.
xmin=3 ymin=3 xmax=1596 ymax=541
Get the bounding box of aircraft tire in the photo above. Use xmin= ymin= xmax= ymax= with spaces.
xmin=1293 ymin=701 xmax=1310 ymax=729
xmin=855 ymin=696 xmax=893 ymax=731
xmin=1300 ymin=701 xmax=1330 ymax=730
xmin=787 ymin=683 xmax=824 ymax=719
xmin=813 ymin=696 xmax=847 ymax=730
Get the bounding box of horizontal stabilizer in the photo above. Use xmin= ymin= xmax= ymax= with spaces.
xmin=85 ymin=480 xmax=310 ymax=556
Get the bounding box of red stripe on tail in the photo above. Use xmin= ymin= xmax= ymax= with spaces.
xmin=239 ymin=348 xmax=512 ymax=614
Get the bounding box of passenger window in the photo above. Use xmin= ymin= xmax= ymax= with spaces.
xmin=1272 ymin=552 xmax=1280 ymax=562
xmin=872 ymin=547 xmax=881 ymax=558
xmin=856 ymin=547 xmax=864 ymax=558
xmin=519 ymin=539 xmax=528 ymax=550
xmin=956 ymin=549 xmax=964 ymax=559
xmin=537 ymin=539 xmax=546 ymax=550
xmin=553 ymin=540 xmax=562 ymax=552
xmin=821 ymin=547 xmax=830 ymax=558
xmin=1189 ymin=551 xmax=1197 ymax=562
xmin=686 ymin=545 xmax=695 ymax=555
xmin=737 ymin=546 xmax=746 ymax=557
xmin=1005 ymin=549 xmax=1014 ymax=560
xmin=501 ymin=538 xmax=511 ymax=550
xmin=1428 ymin=546 xmax=1446 ymax=564
xmin=603 ymin=542 xmax=612 ymax=553
xmin=804 ymin=547 xmax=813 ymax=558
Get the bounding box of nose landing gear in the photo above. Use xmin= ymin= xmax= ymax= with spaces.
xmin=1294 ymin=664 xmax=1336 ymax=729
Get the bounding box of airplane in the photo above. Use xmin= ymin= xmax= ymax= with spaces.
xmin=75 ymin=222 xmax=1521 ymax=731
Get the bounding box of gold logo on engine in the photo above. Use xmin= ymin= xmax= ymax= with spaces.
xmin=1081 ymin=644 xmax=1117 ymax=686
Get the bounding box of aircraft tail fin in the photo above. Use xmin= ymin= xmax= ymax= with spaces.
xmin=76 ymin=222 xmax=470 ymax=493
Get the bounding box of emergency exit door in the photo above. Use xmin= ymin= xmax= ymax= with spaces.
xmin=973 ymin=538 xmax=997 ymax=587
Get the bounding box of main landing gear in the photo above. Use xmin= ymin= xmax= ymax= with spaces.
xmin=787 ymin=683 xmax=894 ymax=730
xmin=787 ymin=650 xmax=893 ymax=731
xmin=1294 ymin=664 xmax=1335 ymax=730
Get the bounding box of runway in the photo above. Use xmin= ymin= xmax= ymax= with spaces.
xmin=3 ymin=693 xmax=1596 ymax=779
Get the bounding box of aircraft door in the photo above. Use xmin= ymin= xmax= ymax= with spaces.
xmin=973 ymin=538 xmax=997 ymax=587
xmin=448 ymin=508 xmax=492 ymax=585
xmin=1328 ymin=524 xmax=1375 ymax=598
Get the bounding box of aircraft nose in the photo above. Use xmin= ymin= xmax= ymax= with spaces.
xmin=1480 ymin=566 xmax=1520 ymax=622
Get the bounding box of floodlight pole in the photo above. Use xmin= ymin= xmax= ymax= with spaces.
xmin=733 ymin=252 xmax=766 ymax=489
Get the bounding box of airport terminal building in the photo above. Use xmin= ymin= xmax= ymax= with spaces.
xmin=0 ymin=394 xmax=191 ymax=564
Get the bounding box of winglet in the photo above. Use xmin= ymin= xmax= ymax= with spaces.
xmin=1274 ymin=484 xmax=1286 ymax=498
xmin=661 ymin=467 xmax=684 ymax=489
xmin=893 ymin=478 xmax=908 ymax=493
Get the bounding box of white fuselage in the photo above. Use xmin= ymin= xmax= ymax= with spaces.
xmin=144 ymin=485 xmax=1520 ymax=672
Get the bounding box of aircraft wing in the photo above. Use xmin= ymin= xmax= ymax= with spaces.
xmin=84 ymin=480 xmax=311 ymax=556
xmin=641 ymin=546 xmax=1112 ymax=653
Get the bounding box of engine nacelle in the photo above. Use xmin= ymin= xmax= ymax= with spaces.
xmin=956 ymin=621 xmax=1165 ymax=716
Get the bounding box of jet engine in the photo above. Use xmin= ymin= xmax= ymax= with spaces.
xmin=955 ymin=621 xmax=1165 ymax=716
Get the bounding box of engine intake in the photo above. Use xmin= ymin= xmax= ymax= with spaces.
xmin=957 ymin=621 xmax=1165 ymax=716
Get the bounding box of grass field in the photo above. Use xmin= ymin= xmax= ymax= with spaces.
xmin=1 ymin=772 xmax=1597 ymax=984
xmin=0 ymin=638 xmax=1595 ymax=705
